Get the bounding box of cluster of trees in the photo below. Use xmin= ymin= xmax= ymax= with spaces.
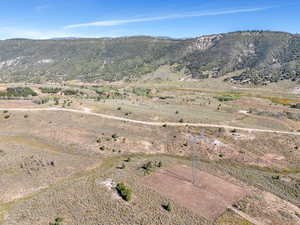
xmin=0 ymin=87 xmax=37 ymax=98
xmin=62 ymin=89 xmax=79 ymax=96
xmin=39 ymin=87 xmax=61 ymax=94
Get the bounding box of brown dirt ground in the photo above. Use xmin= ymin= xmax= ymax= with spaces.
xmin=0 ymin=101 xmax=38 ymax=108
xmin=142 ymin=165 xmax=247 ymax=221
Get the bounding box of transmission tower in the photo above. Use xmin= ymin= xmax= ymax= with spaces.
xmin=189 ymin=129 xmax=205 ymax=185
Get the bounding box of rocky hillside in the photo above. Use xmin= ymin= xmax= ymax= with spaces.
xmin=0 ymin=31 xmax=299 ymax=84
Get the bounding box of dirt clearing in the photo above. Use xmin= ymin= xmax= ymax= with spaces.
xmin=0 ymin=101 xmax=37 ymax=108
xmin=142 ymin=165 xmax=247 ymax=220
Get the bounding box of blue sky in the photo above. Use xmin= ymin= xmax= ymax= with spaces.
xmin=0 ymin=0 xmax=299 ymax=39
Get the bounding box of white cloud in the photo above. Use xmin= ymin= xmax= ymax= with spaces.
xmin=0 ymin=27 xmax=125 ymax=40
xmin=0 ymin=27 xmax=74 ymax=39
xmin=35 ymin=4 xmax=49 ymax=12
xmin=65 ymin=7 xmax=271 ymax=29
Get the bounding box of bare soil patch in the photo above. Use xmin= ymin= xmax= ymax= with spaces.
xmin=142 ymin=165 xmax=247 ymax=220
xmin=0 ymin=101 xmax=37 ymax=108
xmin=262 ymin=153 xmax=285 ymax=161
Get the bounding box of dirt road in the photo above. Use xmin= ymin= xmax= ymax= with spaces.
xmin=230 ymin=207 xmax=266 ymax=225
xmin=1 ymin=107 xmax=300 ymax=136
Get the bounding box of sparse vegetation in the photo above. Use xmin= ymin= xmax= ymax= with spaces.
xmin=112 ymin=134 xmax=118 ymax=139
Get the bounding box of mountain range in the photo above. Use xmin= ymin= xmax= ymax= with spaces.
xmin=0 ymin=31 xmax=299 ymax=85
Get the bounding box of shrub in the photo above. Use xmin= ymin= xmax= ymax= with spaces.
xmin=120 ymin=163 xmax=126 ymax=169
xmin=33 ymin=97 xmax=50 ymax=105
xmin=125 ymin=157 xmax=131 ymax=162
xmin=291 ymin=103 xmax=300 ymax=109
xmin=142 ymin=160 xmax=162 ymax=174
xmin=4 ymin=114 xmax=10 ymax=119
xmin=116 ymin=183 xmax=132 ymax=201
xmin=216 ymin=94 xmax=240 ymax=102
xmin=218 ymin=127 xmax=225 ymax=133
xmin=54 ymin=97 xmax=60 ymax=105
xmin=49 ymin=217 xmax=63 ymax=225
xmin=142 ymin=161 xmax=154 ymax=171
xmin=162 ymin=202 xmax=172 ymax=212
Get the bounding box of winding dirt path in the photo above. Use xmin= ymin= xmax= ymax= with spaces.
xmin=1 ymin=107 xmax=300 ymax=136
xmin=229 ymin=207 xmax=266 ymax=225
